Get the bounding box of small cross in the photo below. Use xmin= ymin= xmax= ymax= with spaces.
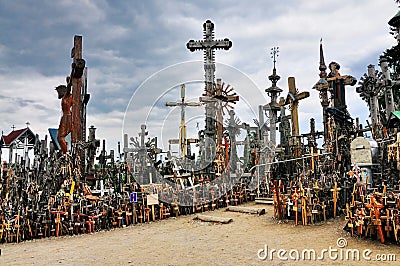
xmin=11 ymin=125 xmax=15 ymax=131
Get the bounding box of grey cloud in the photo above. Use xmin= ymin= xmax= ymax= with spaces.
xmin=0 ymin=0 xmax=398 ymax=147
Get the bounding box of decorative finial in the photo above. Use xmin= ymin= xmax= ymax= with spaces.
xmin=268 ymin=47 xmax=281 ymax=87
xmin=26 ymin=121 xmax=30 ymax=128
xmin=11 ymin=125 xmax=15 ymax=131
xmin=319 ymin=39 xmax=327 ymax=77
xmin=266 ymin=47 xmax=282 ymax=98
xmin=270 ymin=47 xmax=279 ymax=69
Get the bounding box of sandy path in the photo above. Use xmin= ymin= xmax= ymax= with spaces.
xmin=1 ymin=203 xmax=399 ymax=266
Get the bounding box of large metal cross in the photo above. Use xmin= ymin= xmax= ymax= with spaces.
xmin=165 ymin=84 xmax=202 ymax=157
xmin=187 ymin=20 xmax=232 ymax=96
xmin=187 ymin=20 xmax=232 ymax=173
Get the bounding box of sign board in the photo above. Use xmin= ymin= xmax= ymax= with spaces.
xmin=130 ymin=192 xmax=138 ymax=203
xmin=147 ymin=193 xmax=159 ymax=205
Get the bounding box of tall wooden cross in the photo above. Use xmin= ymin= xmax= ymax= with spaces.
xmin=187 ymin=20 xmax=232 ymax=170
xmin=283 ymin=77 xmax=309 ymax=157
xmin=71 ymin=35 xmax=86 ymax=144
xmin=165 ymin=84 xmax=202 ymax=157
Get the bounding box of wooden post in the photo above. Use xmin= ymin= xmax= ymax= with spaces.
xmin=330 ymin=182 xmax=341 ymax=218
xmin=72 ymin=35 xmax=83 ymax=144
xmin=292 ymin=189 xmax=300 ymax=225
xmin=284 ymin=77 xmax=309 ymax=158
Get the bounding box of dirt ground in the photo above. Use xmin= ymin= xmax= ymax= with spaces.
xmin=0 ymin=203 xmax=399 ymax=266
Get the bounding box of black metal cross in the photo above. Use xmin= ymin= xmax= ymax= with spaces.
xmin=186 ymin=20 xmax=232 ymax=174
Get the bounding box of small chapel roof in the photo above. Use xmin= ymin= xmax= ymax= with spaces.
xmin=0 ymin=127 xmax=36 ymax=147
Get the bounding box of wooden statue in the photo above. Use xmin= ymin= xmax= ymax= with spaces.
xmin=56 ymin=82 xmax=72 ymax=154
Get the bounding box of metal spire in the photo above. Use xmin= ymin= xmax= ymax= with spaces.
xmin=271 ymin=47 xmax=279 ymax=69
xmin=319 ymin=39 xmax=327 ymax=78
xmin=269 ymin=47 xmax=280 ymax=87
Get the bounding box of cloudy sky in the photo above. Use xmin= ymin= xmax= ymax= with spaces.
xmin=0 ymin=0 xmax=398 ymax=160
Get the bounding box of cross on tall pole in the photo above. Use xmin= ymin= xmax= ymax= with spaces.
xmin=187 ymin=20 xmax=232 ymax=173
xmin=165 ymin=84 xmax=202 ymax=157
xmin=327 ymin=62 xmax=357 ymax=110
xmin=265 ymin=47 xmax=282 ymax=145
xmin=356 ymin=65 xmax=381 ymax=135
xmin=379 ymin=57 xmax=395 ymax=120
xmin=283 ymin=77 xmax=309 ymax=158
xmin=70 ymin=35 xmax=86 ymax=144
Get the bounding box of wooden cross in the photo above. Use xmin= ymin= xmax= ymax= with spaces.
xmin=291 ymin=188 xmax=300 ymax=225
xmin=392 ymin=210 xmax=399 ymax=242
xmin=300 ymin=187 xmax=308 ymax=225
xmin=366 ymin=195 xmax=385 ymax=243
xmin=51 ymin=205 xmax=67 ymax=237
xmin=15 ymin=209 xmax=21 ymax=243
xmin=283 ymin=77 xmax=309 ymax=157
xmin=165 ymin=84 xmax=202 ymax=157
xmin=388 ymin=132 xmax=400 ymax=170
xmin=384 ymin=209 xmax=393 ymax=238
xmin=345 ymin=203 xmax=355 ymax=236
xmin=71 ymin=35 xmax=84 ymax=144
xmin=271 ymin=180 xmax=284 ymax=220
xmin=330 ymin=182 xmax=341 ymax=218
xmin=326 ymin=62 xmax=356 ymax=109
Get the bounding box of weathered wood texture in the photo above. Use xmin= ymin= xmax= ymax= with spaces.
xmin=194 ymin=214 xmax=233 ymax=224
xmin=226 ymin=206 xmax=266 ymax=215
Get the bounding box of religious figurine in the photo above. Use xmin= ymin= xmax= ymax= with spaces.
xmin=56 ymin=79 xmax=73 ymax=154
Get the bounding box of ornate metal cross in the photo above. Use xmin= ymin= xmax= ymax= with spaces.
xmin=187 ymin=20 xmax=232 ymax=173
xmin=187 ymin=20 xmax=232 ymax=97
